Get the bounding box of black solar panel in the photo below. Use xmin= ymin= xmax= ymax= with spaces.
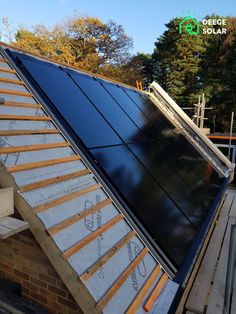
xmin=8 ymin=50 xmax=226 ymax=272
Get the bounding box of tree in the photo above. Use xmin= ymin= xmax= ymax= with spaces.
xmin=13 ymin=15 xmax=133 ymax=74
xmin=151 ymin=15 xmax=236 ymax=131
xmin=106 ymin=53 xmax=153 ymax=87
xmin=14 ymin=25 xmax=76 ymax=65
xmin=67 ymin=17 xmax=132 ymax=70
xmin=200 ymin=16 xmax=236 ymax=130
xmin=152 ymin=18 xmax=205 ymax=107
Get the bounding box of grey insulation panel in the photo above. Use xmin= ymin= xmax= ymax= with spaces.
xmin=0 ymin=146 xmax=76 ymax=167
xmin=0 ymin=71 xmax=22 ymax=80
xmin=38 ymin=188 xmax=109 ymax=229
xmin=0 ymin=133 xmax=65 ymax=146
xmin=0 ymin=120 xmax=56 ymax=130
xmin=0 ymin=82 xmax=29 ymax=92
xmin=0 ymin=93 xmax=37 ymax=103
xmin=0 ymin=105 xmax=46 ymax=116
xmin=52 ymin=204 xmax=119 ymax=252
xmin=0 ymin=61 xmax=12 ymax=70
xmin=86 ymin=235 xmax=146 ymax=301
xmin=13 ymin=159 xmax=86 ymax=186
xmin=21 ymin=174 xmax=96 ymax=207
xmin=146 ymin=280 xmax=179 ymax=314
xmin=68 ymin=219 xmax=132 ymax=275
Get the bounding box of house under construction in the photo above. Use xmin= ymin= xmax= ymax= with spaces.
xmin=0 ymin=42 xmax=235 ymax=314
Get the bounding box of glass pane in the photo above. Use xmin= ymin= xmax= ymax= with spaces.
xmin=14 ymin=55 xmax=122 ymax=148
xmin=128 ymin=141 xmax=209 ymax=227
xmin=67 ymin=71 xmax=145 ymax=144
xmin=103 ymin=82 xmax=177 ymax=141
xmin=102 ymin=82 xmax=151 ymax=130
xmin=124 ymin=88 xmax=175 ymax=130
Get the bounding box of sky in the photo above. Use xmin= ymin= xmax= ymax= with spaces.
xmin=1 ymin=0 xmax=236 ymax=54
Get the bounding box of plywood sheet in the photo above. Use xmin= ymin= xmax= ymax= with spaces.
xmin=0 ymin=216 xmax=29 ymax=239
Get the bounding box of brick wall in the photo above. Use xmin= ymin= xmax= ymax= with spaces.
xmin=0 ymin=229 xmax=83 ymax=314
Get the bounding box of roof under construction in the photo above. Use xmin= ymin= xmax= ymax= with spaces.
xmin=0 ymin=43 xmax=234 ymax=314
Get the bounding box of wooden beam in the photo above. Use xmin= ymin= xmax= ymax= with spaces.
xmin=0 ymin=58 xmax=6 ymax=63
xmin=0 ymin=88 xmax=32 ymax=97
xmin=0 ymin=129 xmax=59 ymax=136
xmin=0 ymin=68 xmax=16 ymax=74
xmin=143 ymin=273 xmax=168 ymax=312
xmin=80 ymin=230 xmax=136 ymax=282
xmin=0 ymin=142 xmax=69 ymax=154
xmin=7 ymin=155 xmax=81 ymax=173
xmin=176 ymin=194 xmax=226 ymax=314
xmin=3 ymin=101 xmax=41 ymax=109
xmin=0 ymin=187 xmax=14 ymax=218
xmin=97 ymin=248 xmax=149 ymax=310
xmin=185 ymin=194 xmax=233 ymax=313
xmin=0 ymin=115 xmax=51 ymax=121
xmin=208 ymin=135 xmax=236 ymax=141
xmin=206 ymin=216 xmax=235 ymax=314
xmin=20 ymin=169 xmax=91 ymax=192
xmin=34 ymin=183 xmax=101 ymax=213
xmin=0 ymin=77 xmax=24 ymax=85
xmin=0 ymin=216 xmax=29 ymax=239
xmin=63 ymin=214 xmax=124 ymax=259
xmin=48 ymin=198 xmax=113 ymax=236
xmin=126 ymin=265 xmax=161 ymax=314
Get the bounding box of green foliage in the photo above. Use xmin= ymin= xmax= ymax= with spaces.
xmin=115 ymin=53 xmax=153 ymax=87
xmin=152 ymin=18 xmax=205 ymax=107
xmin=200 ymin=16 xmax=236 ymax=130
xmin=152 ymin=15 xmax=236 ymax=131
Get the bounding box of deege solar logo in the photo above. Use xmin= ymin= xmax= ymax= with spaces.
xmin=179 ymin=16 xmax=227 ymax=35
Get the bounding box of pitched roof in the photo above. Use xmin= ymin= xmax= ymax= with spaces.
xmin=0 ymin=43 xmax=232 ymax=313
xmin=0 ymin=45 xmax=179 ymax=314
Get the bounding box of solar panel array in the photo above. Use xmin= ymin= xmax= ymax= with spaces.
xmin=8 ymin=50 xmax=224 ymax=270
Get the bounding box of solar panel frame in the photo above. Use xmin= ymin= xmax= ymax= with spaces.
xmin=6 ymin=49 xmax=227 ymax=279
